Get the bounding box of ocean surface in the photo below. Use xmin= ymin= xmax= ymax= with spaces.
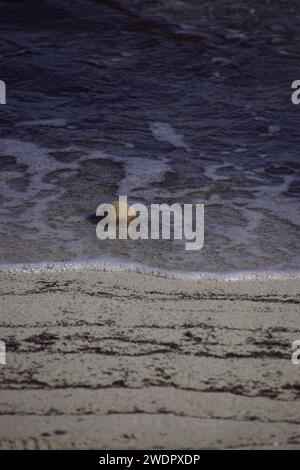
xmin=0 ymin=0 xmax=300 ymax=279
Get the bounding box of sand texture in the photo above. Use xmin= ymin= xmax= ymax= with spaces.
xmin=0 ymin=270 xmax=300 ymax=449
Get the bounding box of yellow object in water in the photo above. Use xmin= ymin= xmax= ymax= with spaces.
xmin=111 ymin=200 xmax=136 ymax=225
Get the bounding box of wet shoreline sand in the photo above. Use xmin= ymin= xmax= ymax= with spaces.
xmin=0 ymin=269 xmax=300 ymax=449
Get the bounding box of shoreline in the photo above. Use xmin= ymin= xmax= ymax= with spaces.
xmin=1 ymin=259 xmax=300 ymax=282
xmin=0 ymin=269 xmax=300 ymax=449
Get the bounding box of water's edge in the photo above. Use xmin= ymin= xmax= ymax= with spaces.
xmin=1 ymin=258 xmax=299 ymax=281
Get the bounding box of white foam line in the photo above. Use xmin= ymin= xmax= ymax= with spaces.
xmin=0 ymin=258 xmax=299 ymax=281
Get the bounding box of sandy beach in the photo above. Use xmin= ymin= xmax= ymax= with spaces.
xmin=1 ymin=0 xmax=300 ymax=457
xmin=0 ymin=269 xmax=299 ymax=449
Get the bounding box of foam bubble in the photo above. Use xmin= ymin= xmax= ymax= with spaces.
xmin=150 ymin=122 xmax=189 ymax=150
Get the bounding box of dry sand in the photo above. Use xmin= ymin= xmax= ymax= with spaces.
xmin=0 ymin=269 xmax=300 ymax=449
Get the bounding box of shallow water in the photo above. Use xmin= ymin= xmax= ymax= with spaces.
xmin=0 ymin=0 xmax=300 ymax=277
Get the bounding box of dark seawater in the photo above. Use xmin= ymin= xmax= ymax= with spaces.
xmin=0 ymin=0 xmax=300 ymax=277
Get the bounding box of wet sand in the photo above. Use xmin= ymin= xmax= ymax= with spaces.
xmin=0 ymin=270 xmax=300 ymax=449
